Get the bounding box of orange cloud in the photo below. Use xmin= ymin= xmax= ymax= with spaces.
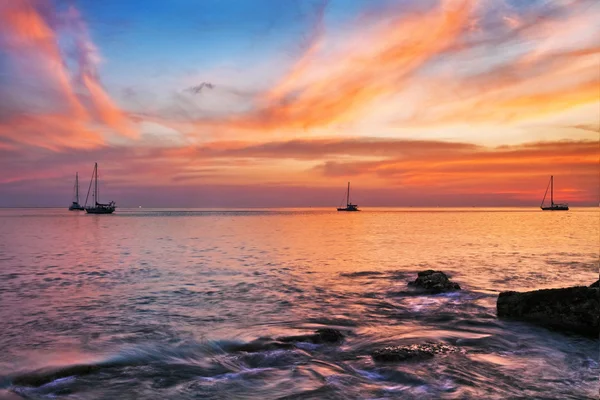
xmin=0 ymin=0 xmax=136 ymax=150
xmin=167 ymin=0 xmax=598 ymax=140
xmin=311 ymin=139 xmax=598 ymax=203
xmin=0 ymin=114 xmax=104 ymax=151
xmin=407 ymin=46 xmax=600 ymax=126
xmin=255 ymin=0 xmax=472 ymax=129
xmin=262 ymin=0 xmax=328 ymax=104
xmin=174 ymin=0 xmax=474 ymax=137
xmin=82 ymin=75 xmax=137 ymax=139
xmin=0 ymin=0 xmax=86 ymax=117
xmin=1 ymin=137 xmax=597 ymax=205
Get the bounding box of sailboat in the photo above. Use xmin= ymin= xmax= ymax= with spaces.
xmin=84 ymin=162 xmax=116 ymax=214
xmin=68 ymin=172 xmax=84 ymax=211
xmin=540 ymin=175 xmax=568 ymax=211
xmin=337 ymin=182 xmax=359 ymax=211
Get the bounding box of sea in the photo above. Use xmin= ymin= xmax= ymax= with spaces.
xmin=0 ymin=207 xmax=598 ymax=399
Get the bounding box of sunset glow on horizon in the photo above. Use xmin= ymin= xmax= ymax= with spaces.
xmin=0 ymin=0 xmax=598 ymax=207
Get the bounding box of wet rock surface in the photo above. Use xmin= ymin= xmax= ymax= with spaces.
xmin=277 ymin=328 xmax=345 ymax=344
xmin=408 ymin=270 xmax=461 ymax=293
xmin=228 ymin=339 xmax=295 ymax=353
xmin=230 ymin=329 xmax=344 ymax=353
xmin=372 ymin=343 xmax=460 ymax=362
xmin=497 ymin=286 xmax=599 ymax=337
xmin=12 ymin=364 xmax=102 ymax=387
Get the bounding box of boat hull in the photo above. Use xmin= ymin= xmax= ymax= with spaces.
xmin=69 ymin=203 xmax=84 ymax=211
xmin=85 ymin=206 xmax=115 ymax=214
xmin=541 ymin=205 xmax=569 ymax=211
xmin=337 ymin=208 xmax=360 ymax=212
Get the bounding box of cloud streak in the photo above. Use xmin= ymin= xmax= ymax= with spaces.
xmin=162 ymin=0 xmax=599 ymax=139
xmin=0 ymin=0 xmax=136 ymax=150
xmin=1 ymin=138 xmax=597 ymax=206
xmin=183 ymin=0 xmax=475 ymax=134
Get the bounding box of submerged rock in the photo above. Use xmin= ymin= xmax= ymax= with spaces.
xmin=372 ymin=343 xmax=459 ymax=362
xmin=408 ymin=270 xmax=461 ymax=293
xmin=277 ymin=328 xmax=344 ymax=344
xmin=230 ymin=329 xmax=344 ymax=353
xmin=497 ymin=286 xmax=599 ymax=337
xmin=229 ymin=339 xmax=295 ymax=353
xmin=12 ymin=364 xmax=101 ymax=387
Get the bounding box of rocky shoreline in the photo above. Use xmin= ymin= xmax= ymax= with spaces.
xmin=235 ymin=271 xmax=598 ymax=366
xmin=497 ymin=281 xmax=599 ymax=338
xmin=405 ymin=269 xmax=598 ymax=339
xmin=9 ymin=271 xmax=598 ymax=393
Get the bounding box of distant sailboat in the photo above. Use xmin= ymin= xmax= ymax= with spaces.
xmin=84 ymin=163 xmax=116 ymax=214
xmin=337 ymin=182 xmax=359 ymax=211
xmin=68 ymin=172 xmax=84 ymax=211
xmin=540 ymin=175 xmax=568 ymax=211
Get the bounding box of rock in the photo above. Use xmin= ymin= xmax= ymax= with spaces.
xmin=277 ymin=328 xmax=344 ymax=344
xmin=590 ymin=280 xmax=599 ymax=288
xmin=230 ymin=328 xmax=345 ymax=353
xmin=12 ymin=364 xmax=101 ymax=387
xmin=497 ymin=286 xmax=599 ymax=337
xmin=315 ymin=328 xmax=345 ymax=343
xmin=408 ymin=270 xmax=461 ymax=293
xmin=229 ymin=339 xmax=295 ymax=353
xmin=372 ymin=343 xmax=459 ymax=362
xmin=340 ymin=271 xmax=384 ymax=278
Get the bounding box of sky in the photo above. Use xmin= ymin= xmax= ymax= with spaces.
xmin=0 ymin=0 xmax=598 ymax=207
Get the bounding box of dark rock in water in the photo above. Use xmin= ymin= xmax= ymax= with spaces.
xmin=408 ymin=270 xmax=461 ymax=293
xmin=590 ymin=280 xmax=599 ymax=288
xmin=230 ymin=329 xmax=344 ymax=353
xmin=340 ymin=271 xmax=384 ymax=278
xmin=372 ymin=343 xmax=459 ymax=362
xmin=12 ymin=364 xmax=101 ymax=387
xmin=497 ymin=286 xmax=599 ymax=337
xmin=229 ymin=339 xmax=295 ymax=353
xmin=277 ymin=328 xmax=344 ymax=344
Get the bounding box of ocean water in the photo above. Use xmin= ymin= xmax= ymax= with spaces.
xmin=0 ymin=207 xmax=598 ymax=399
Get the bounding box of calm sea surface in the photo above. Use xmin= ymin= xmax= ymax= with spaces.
xmin=0 ymin=208 xmax=598 ymax=399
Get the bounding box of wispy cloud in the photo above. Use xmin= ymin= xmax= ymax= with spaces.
xmin=184 ymin=0 xmax=475 ymax=134
xmin=185 ymin=82 xmax=215 ymax=94
xmin=161 ymin=0 xmax=598 ymax=139
xmin=1 ymin=138 xmax=597 ymax=205
xmin=0 ymin=0 xmax=136 ymax=150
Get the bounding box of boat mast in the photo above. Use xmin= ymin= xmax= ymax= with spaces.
xmin=94 ymin=162 xmax=98 ymax=204
xmin=550 ymin=175 xmax=554 ymax=206
xmin=541 ymin=178 xmax=550 ymax=207
xmin=84 ymin=164 xmax=94 ymax=207
xmin=347 ymin=182 xmax=350 ymax=206
xmin=75 ymin=172 xmax=79 ymax=204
